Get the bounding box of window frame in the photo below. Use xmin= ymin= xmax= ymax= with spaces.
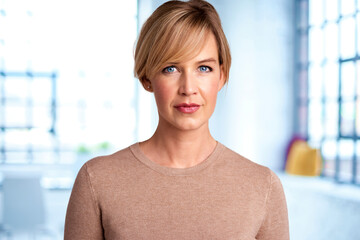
xmin=296 ymin=0 xmax=360 ymax=185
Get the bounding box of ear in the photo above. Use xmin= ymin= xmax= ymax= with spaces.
xmin=218 ymin=65 xmax=226 ymax=92
xmin=141 ymin=77 xmax=153 ymax=92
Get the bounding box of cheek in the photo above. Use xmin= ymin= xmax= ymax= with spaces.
xmin=203 ymin=80 xmax=221 ymax=102
xmin=153 ymin=84 xmax=174 ymax=108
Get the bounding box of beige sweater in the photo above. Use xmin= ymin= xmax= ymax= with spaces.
xmin=64 ymin=142 xmax=289 ymax=240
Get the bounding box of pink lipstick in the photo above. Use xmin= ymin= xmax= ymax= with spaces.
xmin=174 ymin=103 xmax=200 ymax=113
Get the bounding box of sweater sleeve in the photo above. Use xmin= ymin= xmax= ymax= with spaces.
xmin=256 ymin=170 xmax=289 ymax=240
xmin=64 ymin=163 xmax=104 ymax=240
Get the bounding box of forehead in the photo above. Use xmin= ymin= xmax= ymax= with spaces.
xmin=164 ymin=32 xmax=219 ymax=64
xmin=190 ymin=33 xmax=219 ymax=63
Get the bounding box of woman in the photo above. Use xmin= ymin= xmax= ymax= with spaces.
xmin=64 ymin=0 xmax=289 ymax=239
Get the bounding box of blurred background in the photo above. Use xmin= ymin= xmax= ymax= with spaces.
xmin=0 ymin=0 xmax=359 ymax=239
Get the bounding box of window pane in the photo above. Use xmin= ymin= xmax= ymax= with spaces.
xmin=5 ymin=104 xmax=27 ymax=127
xmin=309 ymin=0 xmax=324 ymax=26
xmin=0 ymin=13 xmax=5 ymax=41
xmin=341 ymin=61 xmax=356 ymax=99
xmin=0 ymin=42 xmax=4 ymax=68
xmin=4 ymin=129 xmax=31 ymax=149
xmin=32 ymin=105 xmax=52 ymax=129
xmin=57 ymin=74 xmax=83 ymax=105
xmin=309 ymin=27 xmax=324 ymax=63
xmin=324 ymin=100 xmax=338 ymax=137
xmin=324 ymin=23 xmax=339 ymax=61
xmin=340 ymin=17 xmax=356 ymax=59
xmin=309 ymin=64 xmax=323 ymax=99
xmin=341 ymin=100 xmax=355 ymax=136
xmin=356 ymin=141 xmax=360 ymax=183
xmin=322 ymin=139 xmax=337 ymax=177
xmin=325 ymin=0 xmax=339 ymax=21
xmin=339 ymin=139 xmax=354 ymax=182
xmin=1 ymin=5 xmax=32 ymax=72
xmin=308 ymin=99 xmax=323 ymax=140
xmin=356 ymin=99 xmax=360 ymax=135
xmin=324 ymin=62 xmax=339 ymax=99
xmin=0 ymin=79 xmax=4 ymax=125
xmin=30 ymin=129 xmax=55 ymax=149
xmin=356 ymin=61 xmax=360 ymax=135
xmin=2 ymin=40 xmax=30 ymax=73
xmin=322 ymin=139 xmax=337 ymax=159
xmin=4 ymin=77 xmax=29 ymax=102
xmin=357 ymin=13 xmax=360 ymax=55
xmin=56 ymin=106 xmax=82 ymax=136
xmin=31 ymin=77 xmax=52 ymax=105
xmin=341 ymin=0 xmax=356 ymax=16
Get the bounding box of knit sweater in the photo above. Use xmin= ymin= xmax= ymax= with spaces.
xmin=64 ymin=142 xmax=289 ymax=240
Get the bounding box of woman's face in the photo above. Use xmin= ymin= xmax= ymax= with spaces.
xmin=149 ymin=33 xmax=225 ymax=132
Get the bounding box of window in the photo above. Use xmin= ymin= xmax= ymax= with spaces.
xmin=296 ymin=0 xmax=360 ymax=184
xmin=0 ymin=0 xmax=138 ymax=188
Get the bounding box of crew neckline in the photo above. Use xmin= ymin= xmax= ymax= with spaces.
xmin=129 ymin=142 xmax=225 ymax=176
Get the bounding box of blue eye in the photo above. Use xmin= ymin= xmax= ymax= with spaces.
xmin=163 ymin=66 xmax=176 ymax=73
xmin=199 ymin=66 xmax=211 ymax=72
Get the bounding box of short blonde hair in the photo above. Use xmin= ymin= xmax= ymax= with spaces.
xmin=134 ymin=0 xmax=231 ymax=84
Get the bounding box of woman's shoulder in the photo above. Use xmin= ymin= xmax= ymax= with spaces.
xmin=82 ymin=143 xmax=139 ymax=176
xmin=219 ymin=143 xmax=277 ymax=183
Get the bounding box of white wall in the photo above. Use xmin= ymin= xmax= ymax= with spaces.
xmin=140 ymin=0 xmax=295 ymax=171
xmin=209 ymin=0 xmax=294 ymax=170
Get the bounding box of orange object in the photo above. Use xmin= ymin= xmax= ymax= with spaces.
xmin=285 ymin=140 xmax=322 ymax=176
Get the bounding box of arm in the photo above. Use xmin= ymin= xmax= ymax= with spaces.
xmin=64 ymin=163 xmax=104 ymax=240
xmin=256 ymin=171 xmax=289 ymax=240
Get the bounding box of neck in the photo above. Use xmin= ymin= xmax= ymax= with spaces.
xmin=140 ymin=121 xmax=217 ymax=168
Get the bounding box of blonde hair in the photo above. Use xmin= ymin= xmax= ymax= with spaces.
xmin=134 ymin=0 xmax=231 ymax=85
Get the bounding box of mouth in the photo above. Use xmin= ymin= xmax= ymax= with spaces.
xmin=174 ymin=103 xmax=200 ymax=114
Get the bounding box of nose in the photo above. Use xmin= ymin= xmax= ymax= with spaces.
xmin=178 ymin=71 xmax=198 ymax=96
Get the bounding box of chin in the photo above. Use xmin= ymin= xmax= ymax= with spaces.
xmin=174 ymin=120 xmax=208 ymax=132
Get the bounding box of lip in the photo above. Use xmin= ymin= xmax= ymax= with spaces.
xmin=174 ymin=103 xmax=200 ymax=113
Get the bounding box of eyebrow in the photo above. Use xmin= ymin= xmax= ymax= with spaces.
xmin=166 ymin=58 xmax=218 ymax=66
xmin=197 ymin=58 xmax=217 ymax=64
